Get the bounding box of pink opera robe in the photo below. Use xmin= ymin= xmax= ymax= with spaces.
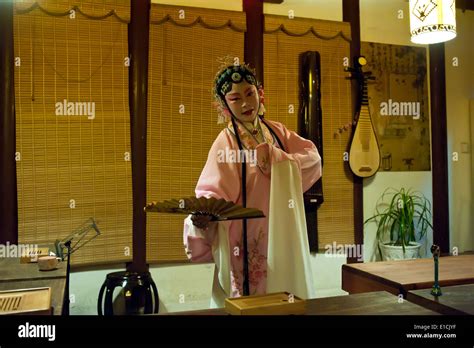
xmin=183 ymin=119 xmax=322 ymax=300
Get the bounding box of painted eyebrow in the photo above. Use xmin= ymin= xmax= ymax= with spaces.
xmin=227 ymin=88 xmax=253 ymax=97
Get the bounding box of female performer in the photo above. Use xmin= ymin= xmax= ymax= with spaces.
xmin=183 ymin=62 xmax=322 ymax=307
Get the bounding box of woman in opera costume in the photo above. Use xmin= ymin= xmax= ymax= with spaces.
xmin=183 ymin=62 xmax=322 ymax=308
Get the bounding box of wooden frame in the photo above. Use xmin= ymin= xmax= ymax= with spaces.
xmin=343 ymin=0 xmax=363 ymax=263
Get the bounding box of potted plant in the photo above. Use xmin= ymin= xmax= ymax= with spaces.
xmin=364 ymin=187 xmax=433 ymax=261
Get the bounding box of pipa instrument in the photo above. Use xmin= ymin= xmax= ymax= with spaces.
xmin=346 ymin=56 xmax=381 ymax=178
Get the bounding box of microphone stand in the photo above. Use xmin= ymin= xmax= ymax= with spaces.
xmin=62 ymin=240 xmax=72 ymax=316
xmin=57 ymin=218 xmax=100 ymax=315
xmin=61 ymin=240 xmax=71 ymax=315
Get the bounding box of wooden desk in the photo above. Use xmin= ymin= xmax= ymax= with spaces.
xmin=0 ymin=257 xmax=66 ymax=315
xmin=407 ymin=284 xmax=474 ymax=315
xmin=342 ymin=255 xmax=474 ymax=297
xmin=161 ymin=291 xmax=438 ymax=315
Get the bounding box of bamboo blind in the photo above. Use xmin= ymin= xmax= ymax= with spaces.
xmin=264 ymin=15 xmax=355 ymax=249
xmin=14 ymin=0 xmax=132 ymax=265
xmin=146 ymin=5 xmax=246 ymax=262
xmin=15 ymin=0 xmax=130 ymax=22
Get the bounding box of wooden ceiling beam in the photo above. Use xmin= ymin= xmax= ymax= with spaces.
xmin=456 ymin=0 xmax=474 ymax=12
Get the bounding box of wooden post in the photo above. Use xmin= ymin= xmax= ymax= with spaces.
xmin=127 ymin=0 xmax=151 ymax=272
xmin=429 ymin=43 xmax=450 ymax=254
xmin=243 ymin=0 xmax=264 ymax=84
xmin=0 ymin=1 xmax=18 ymax=245
xmin=343 ymin=0 xmax=363 ymax=263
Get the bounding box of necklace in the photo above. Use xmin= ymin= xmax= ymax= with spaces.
xmin=238 ymin=119 xmax=263 ymax=143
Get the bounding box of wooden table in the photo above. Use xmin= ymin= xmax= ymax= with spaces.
xmin=342 ymin=255 xmax=474 ymax=297
xmin=407 ymin=284 xmax=474 ymax=315
xmin=0 ymin=257 xmax=67 ymax=315
xmin=160 ymin=291 xmax=438 ymax=315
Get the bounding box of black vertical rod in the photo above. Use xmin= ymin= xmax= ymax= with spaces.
xmin=343 ymin=0 xmax=363 ymax=263
xmin=0 ymin=1 xmax=18 ymax=245
xmin=243 ymin=0 xmax=264 ymax=84
xmin=127 ymin=0 xmax=150 ymax=273
xmin=241 ymin=0 xmax=264 ymax=296
xmin=429 ymin=43 xmax=450 ymax=254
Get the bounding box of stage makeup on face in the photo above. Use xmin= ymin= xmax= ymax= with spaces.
xmin=224 ymin=81 xmax=259 ymax=123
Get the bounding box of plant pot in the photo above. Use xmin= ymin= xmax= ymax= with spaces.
xmin=379 ymin=241 xmax=421 ymax=261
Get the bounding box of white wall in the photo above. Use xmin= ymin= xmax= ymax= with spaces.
xmin=70 ymin=264 xmax=124 ymax=315
xmin=264 ymin=0 xmax=342 ymax=21
xmin=361 ymin=0 xmax=414 ymax=46
xmin=151 ymin=0 xmax=342 ymax=20
xmin=151 ymin=0 xmax=241 ymax=11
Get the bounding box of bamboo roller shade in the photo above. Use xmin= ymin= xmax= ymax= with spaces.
xmin=264 ymin=15 xmax=355 ymax=249
xmin=14 ymin=0 xmax=132 ymax=265
xmin=15 ymin=0 xmax=131 ymax=22
xmin=146 ymin=5 xmax=246 ymax=262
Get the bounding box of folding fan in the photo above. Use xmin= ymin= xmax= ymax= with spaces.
xmin=144 ymin=197 xmax=265 ymax=221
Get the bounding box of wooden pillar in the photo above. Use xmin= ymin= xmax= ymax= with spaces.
xmin=343 ymin=0 xmax=363 ymax=263
xmin=0 ymin=1 xmax=18 ymax=245
xmin=127 ymin=0 xmax=150 ymax=273
xmin=429 ymin=43 xmax=450 ymax=254
xmin=243 ymin=0 xmax=264 ymax=84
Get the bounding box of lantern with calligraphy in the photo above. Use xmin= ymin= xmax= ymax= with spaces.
xmin=410 ymin=0 xmax=457 ymax=44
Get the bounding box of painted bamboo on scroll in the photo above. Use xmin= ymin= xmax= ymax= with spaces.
xmin=346 ymin=56 xmax=380 ymax=178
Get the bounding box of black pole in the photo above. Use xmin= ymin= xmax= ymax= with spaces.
xmin=241 ymin=0 xmax=264 ymax=298
xmin=429 ymin=43 xmax=450 ymax=254
xmin=127 ymin=0 xmax=150 ymax=273
xmin=242 ymin=177 xmax=249 ymax=296
xmin=299 ymin=52 xmax=324 ymax=253
xmin=230 ymin=116 xmax=250 ymax=296
xmin=343 ymin=0 xmax=363 ymax=263
xmin=0 ymin=0 xmax=18 ymax=245
xmin=62 ymin=241 xmax=72 ymax=316
xmin=243 ymin=0 xmax=264 ymax=85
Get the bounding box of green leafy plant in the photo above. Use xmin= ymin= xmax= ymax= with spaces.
xmin=364 ymin=187 xmax=433 ymax=258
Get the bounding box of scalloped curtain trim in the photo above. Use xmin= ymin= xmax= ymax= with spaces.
xmin=14 ymin=2 xmax=129 ymax=23
xmin=264 ymin=24 xmax=351 ymax=42
xmin=150 ymin=14 xmax=246 ymax=32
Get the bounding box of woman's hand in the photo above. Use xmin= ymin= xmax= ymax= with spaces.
xmin=191 ymin=214 xmax=213 ymax=230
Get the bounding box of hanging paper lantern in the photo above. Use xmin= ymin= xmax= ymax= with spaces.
xmin=410 ymin=0 xmax=457 ymax=44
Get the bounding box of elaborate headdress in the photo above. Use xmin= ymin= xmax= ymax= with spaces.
xmin=214 ymin=64 xmax=258 ymax=101
xmin=212 ymin=58 xmax=266 ymax=123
